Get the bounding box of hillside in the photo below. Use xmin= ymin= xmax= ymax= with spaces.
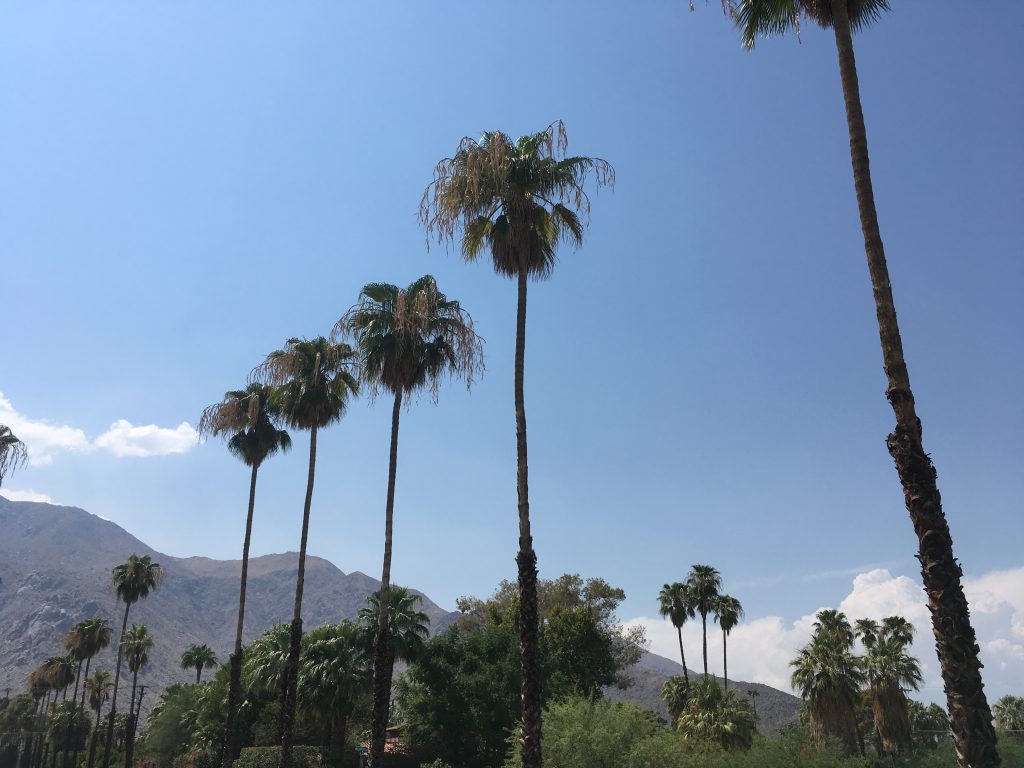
xmin=0 ymin=497 xmax=800 ymax=732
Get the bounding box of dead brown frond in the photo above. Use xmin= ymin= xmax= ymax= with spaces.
xmin=197 ymin=398 xmax=247 ymax=439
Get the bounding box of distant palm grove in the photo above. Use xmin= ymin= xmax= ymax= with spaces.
xmin=0 ymin=2 xmax=1018 ymax=768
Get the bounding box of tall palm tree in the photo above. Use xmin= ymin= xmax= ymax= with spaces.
xmin=791 ymin=609 xmax=865 ymax=755
xmin=84 ymin=671 xmax=111 ymax=768
xmin=198 ymin=383 xmax=291 ymax=768
xmin=40 ymin=658 xmax=75 ymax=768
xmin=658 ymin=582 xmax=694 ymax=686
xmin=731 ymin=3 xmax=998 ymax=764
xmin=337 ymin=275 xmax=482 ymax=767
xmin=102 ymin=554 xmax=161 ymax=768
xmin=420 ymin=121 xmax=613 ymax=768
xmin=0 ymin=425 xmax=28 ymax=488
xmin=856 ymin=615 xmax=922 ymax=756
xmin=714 ymin=595 xmax=743 ymax=691
xmin=252 ymin=336 xmax=358 ymax=768
xmin=685 ymin=565 xmax=722 ymax=678
xmin=122 ymin=625 xmax=153 ymax=768
xmin=298 ymin=621 xmax=371 ymax=768
xmin=61 ymin=619 xmax=112 ymax=768
xmin=180 ymin=645 xmax=218 ymax=684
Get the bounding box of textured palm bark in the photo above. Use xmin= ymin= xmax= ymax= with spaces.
xmin=224 ymin=463 xmax=259 ymax=768
xmin=61 ymin=662 xmax=83 ymax=768
xmin=278 ymin=425 xmax=318 ymax=768
xmin=700 ymin=613 xmax=708 ymax=677
xmin=370 ymin=390 xmax=402 ymax=768
xmin=675 ymin=627 xmax=689 ymax=686
xmin=514 ymin=269 xmax=542 ymax=768
xmin=873 ymin=685 xmax=912 ymax=756
xmin=101 ymin=603 xmax=131 ymax=768
xmin=828 ymin=2 xmax=999 ymax=766
xmin=86 ymin=705 xmax=100 ymax=768
xmin=722 ymin=633 xmax=728 ymax=692
xmin=124 ymin=671 xmax=139 ymax=768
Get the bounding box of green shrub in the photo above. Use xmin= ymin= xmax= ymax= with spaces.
xmin=233 ymin=746 xmax=322 ymax=768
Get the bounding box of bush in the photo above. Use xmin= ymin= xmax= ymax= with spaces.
xmin=233 ymin=746 xmax=322 ymax=768
xmin=173 ymin=750 xmax=219 ymax=768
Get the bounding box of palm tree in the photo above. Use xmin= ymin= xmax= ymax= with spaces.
xmin=337 ymin=275 xmax=481 ymax=767
xmin=791 ymin=609 xmax=865 ymax=755
xmin=661 ymin=676 xmax=690 ymax=724
xmin=658 ymin=582 xmax=694 ymax=686
xmin=992 ymin=695 xmax=1024 ymax=735
xmin=198 ymin=383 xmax=291 ymax=768
xmin=122 ymin=625 xmax=153 ymax=768
xmin=298 ymin=621 xmax=371 ymax=767
xmin=102 ymin=554 xmax=162 ymax=768
xmin=731 ymin=3 xmax=999 ymax=764
xmin=0 ymin=425 xmax=28 ymax=488
xmin=242 ymin=624 xmax=292 ymax=696
xmin=715 ymin=595 xmax=743 ymax=691
xmin=180 ymin=645 xmax=218 ymax=684
xmin=674 ymin=677 xmax=756 ymax=751
xmin=84 ymin=671 xmax=111 ymax=768
xmin=61 ymin=619 xmax=112 ymax=768
xmin=857 ymin=615 xmax=922 ymax=756
xmin=420 ymin=121 xmax=613 ymax=768
xmin=357 ymin=586 xmax=430 ymax=668
xmin=685 ymin=565 xmax=722 ymax=678
xmin=252 ymin=336 xmax=358 ymax=768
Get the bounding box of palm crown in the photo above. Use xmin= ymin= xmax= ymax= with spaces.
xmin=112 ymin=554 xmax=163 ymax=607
xmin=180 ymin=644 xmax=218 ymax=680
xmin=64 ymin=619 xmax=113 ymax=663
xmin=336 ymin=275 xmax=483 ymax=401
xmin=198 ymin=383 xmax=292 ymax=468
xmin=420 ymin=121 xmax=614 ymax=279
xmin=715 ymin=595 xmax=744 ymax=634
xmin=658 ymin=582 xmax=694 ymax=629
xmin=0 ymin=424 xmax=28 ymax=487
xmin=124 ymin=625 xmax=154 ymax=675
xmin=85 ymin=671 xmax=112 ymax=713
xmin=358 ymin=587 xmax=430 ymax=664
xmin=731 ymin=0 xmax=891 ymax=48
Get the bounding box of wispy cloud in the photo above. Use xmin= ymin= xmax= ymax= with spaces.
xmin=626 ymin=565 xmax=1024 ymax=702
xmin=0 ymin=488 xmax=54 ymax=503
xmin=0 ymin=392 xmax=197 ymax=465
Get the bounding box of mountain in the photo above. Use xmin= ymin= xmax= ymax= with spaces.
xmin=0 ymin=497 xmax=800 ymax=733
xmin=0 ymin=497 xmax=453 ymax=707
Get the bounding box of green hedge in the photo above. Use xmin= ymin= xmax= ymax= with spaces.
xmin=233 ymin=746 xmax=322 ymax=768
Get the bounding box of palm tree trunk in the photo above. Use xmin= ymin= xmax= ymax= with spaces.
xmin=101 ymin=603 xmax=131 ymax=768
xmin=223 ymin=462 xmax=260 ymax=768
xmin=123 ymin=670 xmax=139 ymax=768
xmin=70 ymin=658 xmax=92 ymax=768
xmin=278 ymin=423 xmax=317 ymax=768
xmin=722 ymin=632 xmax=728 ymax=692
xmin=513 ymin=268 xmax=542 ymax=768
xmin=676 ymin=627 xmax=689 ymax=686
xmin=700 ymin=613 xmax=708 ymax=677
xmin=35 ymin=691 xmax=51 ymax=768
xmin=828 ymin=2 xmax=999 ymax=766
xmin=370 ymin=389 xmax=402 ymax=768
xmin=86 ymin=707 xmax=101 ymax=768
xmin=61 ymin=663 xmax=83 ymax=768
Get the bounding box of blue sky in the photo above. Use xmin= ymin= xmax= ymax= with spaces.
xmin=2 ymin=3 xmax=1023 ymax=697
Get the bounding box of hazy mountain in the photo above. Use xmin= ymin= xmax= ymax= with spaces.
xmin=0 ymin=497 xmax=800 ymax=733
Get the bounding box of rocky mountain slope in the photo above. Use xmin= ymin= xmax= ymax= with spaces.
xmin=0 ymin=497 xmax=799 ymax=733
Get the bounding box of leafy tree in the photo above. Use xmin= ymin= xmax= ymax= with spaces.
xmin=714 ymin=595 xmax=743 ymax=691
xmin=674 ymin=677 xmax=756 ymax=752
xmin=856 ymin=615 xmax=922 ymax=756
xmin=253 ymin=336 xmax=358 ymax=768
xmin=658 ymin=583 xmax=694 ymax=686
xmin=297 ymin=622 xmax=370 ymax=767
xmin=504 ymin=697 xmax=658 ymax=768
xmin=137 ymin=684 xmax=196 ymax=768
xmin=181 ymin=646 xmax=218 ymax=685
xmin=542 ymin=606 xmax=618 ymax=701
xmin=395 ymin=626 xmax=520 ymax=768
xmin=0 ymin=424 xmax=28 ymax=488
xmin=85 ymin=671 xmax=112 ymax=768
xmin=684 ymin=565 xmax=721 ymax=678
xmin=103 ymin=555 xmax=162 ymax=768
xmin=338 ymin=275 xmax=481 ymax=768
xmin=421 ymin=121 xmax=613 ymax=768
xmin=729 ymin=2 xmax=999 ymax=763
xmin=199 ymin=384 xmax=291 ymax=768
xmin=790 ymin=610 xmax=864 ymax=754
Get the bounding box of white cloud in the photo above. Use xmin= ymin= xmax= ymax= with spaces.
xmin=0 ymin=488 xmax=54 ymax=503
xmin=94 ymin=419 xmax=197 ymax=457
xmin=0 ymin=392 xmax=197 ymax=464
xmin=626 ymin=566 xmax=1024 ymax=703
xmin=0 ymin=392 xmax=92 ymax=465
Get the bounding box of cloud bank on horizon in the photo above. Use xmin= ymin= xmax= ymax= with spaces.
xmin=626 ymin=566 xmax=1024 ymax=703
xmin=0 ymin=392 xmax=196 ymax=465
